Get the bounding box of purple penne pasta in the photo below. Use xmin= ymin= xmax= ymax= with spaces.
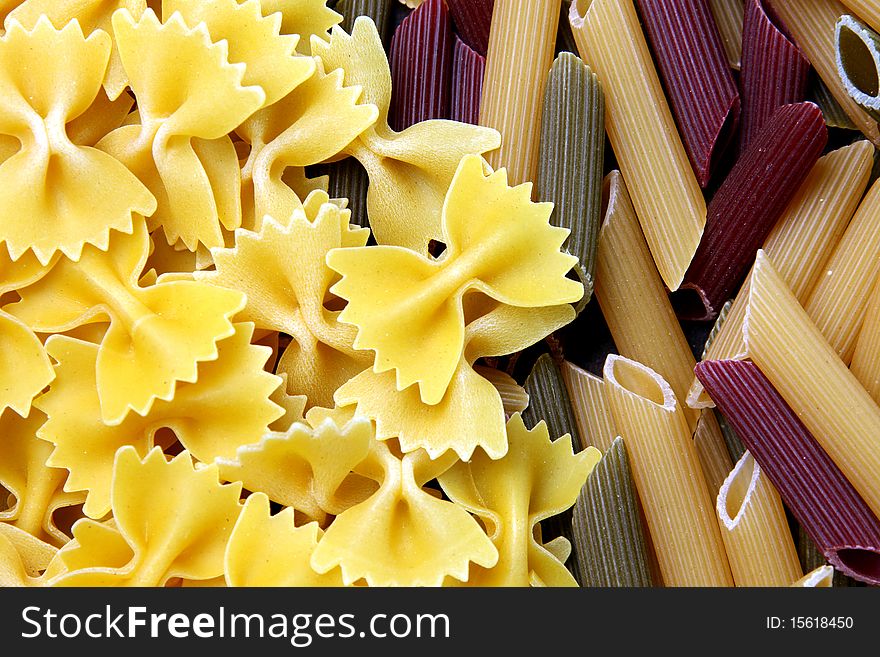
xmin=451 ymin=36 xmax=484 ymax=125
xmin=738 ymin=0 xmax=809 ymax=151
xmin=675 ymin=101 xmax=827 ymax=320
xmin=446 ymin=0 xmax=494 ymax=57
xmin=695 ymin=359 xmax=880 ymax=586
xmin=389 ymin=0 xmax=453 ymax=131
xmin=635 ymin=0 xmax=740 ymax=188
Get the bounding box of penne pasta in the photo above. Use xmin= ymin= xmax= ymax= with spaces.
xmin=569 ymin=0 xmax=706 ymax=291
xmin=693 ymin=410 xmax=735 ymax=497
xmin=811 ymin=76 xmax=859 ymax=129
xmin=738 ymin=0 xmax=809 ymax=150
xmin=561 ymin=360 xmax=617 ymax=452
xmin=839 ymin=0 xmax=880 ymax=38
xmin=338 ymin=0 xmax=394 ymax=45
xmin=474 ymin=365 xmax=529 ymax=416
xmin=450 ymin=36 xmax=484 ymax=125
xmin=446 ymin=0 xmax=493 ymax=56
xmin=635 ymin=0 xmax=740 ymax=187
xmin=851 ymin=274 xmax=880 ymax=403
xmin=696 ymin=358 xmax=880 ymax=585
xmin=836 ymin=15 xmax=880 ymax=120
xmin=708 ymin=0 xmax=745 ymax=69
xmin=792 ymin=565 xmax=835 ymax=587
xmin=798 ymin=527 xmax=864 ymax=587
xmin=766 ymin=0 xmax=880 ymax=144
xmin=686 ymin=140 xmax=873 ymax=407
xmin=715 ymin=452 xmax=803 ymax=587
xmin=743 ymin=250 xmax=880 ymax=523
xmin=594 ymin=171 xmax=699 ymax=431
xmin=523 ymin=353 xmax=583 ymax=450
xmin=479 ymin=0 xmax=560 ymax=187
xmin=603 ymin=354 xmax=733 ymax=586
xmin=571 ymin=437 xmax=655 ymax=587
xmin=320 ymin=157 xmax=370 ymax=229
xmin=677 ymin=102 xmax=827 ymax=321
xmin=803 ymin=175 xmax=880 ymax=363
xmin=537 ymin=52 xmax=604 ymax=310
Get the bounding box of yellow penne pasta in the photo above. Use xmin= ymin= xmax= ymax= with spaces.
xmin=851 ymin=275 xmax=880 ymax=402
xmin=595 ymin=170 xmax=699 ymax=431
xmin=767 ymin=0 xmax=880 ymax=144
xmin=839 ymin=0 xmax=880 ymax=34
xmin=744 ymin=250 xmax=880 ymax=521
xmin=792 ymin=565 xmax=835 ymax=587
xmin=716 ymin=452 xmax=803 ymax=587
xmin=687 ymin=140 xmax=873 ymax=407
xmin=803 ymin=176 xmax=880 ymax=364
xmin=603 ymin=354 xmax=733 ymax=586
xmin=561 ymin=360 xmax=617 ymax=452
xmin=693 ymin=410 xmax=734 ymax=497
xmin=479 ymin=0 xmax=560 ymax=187
xmin=708 ymin=0 xmax=744 ymax=69
xmin=569 ymin=0 xmax=705 ymax=291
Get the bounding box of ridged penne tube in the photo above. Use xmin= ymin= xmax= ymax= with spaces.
xmin=693 ymin=410 xmax=734 ymax=497
xmin=569 ymin=0 xmax=706 ymax=291
xmin=595 ymin=171 xmax=699 ymax=431
xmin=537 ymin=52 xmax=604 ymax=309
xmin=687 ymin=140 xmax=873 ymax=407
xmin=338 ymin=0 xmax=394 ymax=44
xmin=803 ymin=176 xmax=880 ymax=364
xmin=744 ymin=250 xmax=880 ymax=521
xmin=835 ymin=15 xmax=880 ymax=120
xmin=708 ymin=0 xmax=745 ymax=69
xmin=840 ymin=0 xmax=880 ymax=33
xmin=522 ymin=354 xmax=583 ymax=450
xmin=716 ymin=452 xmax=803 ymax=587
xmin=767 ymin=0 xmax=880 ymax=144
xmin=479 ymin=0 xmax=560 ymax=187
xmin=571 ymin=437 xmax=655 ymax=586
xmin=793 ymin=565 xmax=834 ymax=587
xmin=851 ymin=275 xmax=880 ymax=402
xmin=562 ymin=360 xmax=617 ymax=452
xmin=603 ymin=355 xmax=733 ymax=586
xmin=812 ymin=76 xmax=859 ymax=129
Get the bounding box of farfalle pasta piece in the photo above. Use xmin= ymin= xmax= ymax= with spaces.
xmin=312 ymin=17 xmax=501 ymax=252
xmin=0 ymin=17 xmax=156 ymax=264
xmin=50 ymin=447 xmax=243 ymax=586
xmin=7 ymin=219 xmax=245 ymax=424
xmin=335 ymin=301 xmax=574 ymax=459
xmin=198 ymin=197 xmax=372 ymax=407
xmin=225 ymin=493 xmax=344 ymax=586
xmin=163 ymin=0 xmax=314 ymax=109
xmin=7 ymin=0 xmax=147 ymax=100
xmin=261 ymin=0 xmax=342 ymax=50
xmin=0 ymin=312 xmax=53 ymax=416
xmin=237 ymin=58 xmax=378 ymax=229
xmin=98 ymin=9 xmax=265 ymax=251
xmin=34 ymin=323 xmax=282 ymax=519
xmin=328 ymin=154 xmax=583 ymax=405
xmin=0 ymin=523 xmax=59 ymax=587
xmin=439 ymin=414 xmax=601 ymax=587
xmin=218 ymin=414 xmax=375 ymax=522
xmin=0 ymin=409 xmax=84 ymax=547
xmin=310 ymin=439 xmax=498 ymax=586
xmin=269 ymin=373 xmax=308 ymax=432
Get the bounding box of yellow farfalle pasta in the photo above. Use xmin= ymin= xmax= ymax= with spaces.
xmin=7 ymin=0 xmax=146 ymax=100
xmin=0 ymin=523 xmax=59 ymax=587
xmin=310 ymin=437 xmax=498 ymax=586
xmin=439 ymin=414 xmax=601 ymax=587
xmin=0 ymin=312 xmax=53 ymax=416
xmin=225 ymin=493 xmax=344 ymax=586
xmin=164 ymin=0 xmax=314 ymax=109
xmin=98 ymin=8 xmax=265 ymax=251
xmin=335 ymin=301 xmax=574 ymax=460
xmin=197 ymin=196 xmax=372 ymax=408
xmin=0 ymin=409 xmax=84 ymax=547
xmin=218 ymin=415 xmax=375 ymax=523
xmin=34 ymin=324 xmax=282 ymax=519
xmin=328 ymin=154 xmax=582 ymax=406
xmin=7 ymin=218 xmax=245 ymax=424
xmin=50 ymin=447 xmax=243 ymax=586
xmin=237 ymin=58 xmax=377 ymax=228
xmin=260 ymin=0 xmax=342 ymax=50
xmin=0 ymin=17 xmax=156 ymax=264
xmin=311 ymin=17 xmax=501 ymax=252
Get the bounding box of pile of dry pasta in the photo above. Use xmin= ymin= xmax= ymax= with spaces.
xmin=1 ymin=0 xmax=880 ymax=588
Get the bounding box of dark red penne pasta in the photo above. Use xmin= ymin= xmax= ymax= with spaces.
xmin=695 ymin=359 xmax=880 ymax=586
xmin=446 ymin=0 xmax=494 ymax=57
xmin=450 ymin=36 xmax=484 ymax=125
xmin=674 ymin=101 xmax=827 ymax=321
xmin=738 ymin=0 xmax=810 ymax=151
xmin=388 ymin=0 xmax=453 ymax=131
xmin=635 ymin=0 xmax=740 ymax=188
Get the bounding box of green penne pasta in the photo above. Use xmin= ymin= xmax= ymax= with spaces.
xmin=337 ymin=0 xmax=394 ymax=45
xmin=571 ymin=437 xmax=655 ymax=587
xmin=323 ymin=157 xmax=370 ymax=228
xmin=522 ymin=353 xmax=583 ymax=449
xmin=536 ymin=52 xmax=604 ymax=313
xmin=811 ymin=75 xmax=859 ymax=129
